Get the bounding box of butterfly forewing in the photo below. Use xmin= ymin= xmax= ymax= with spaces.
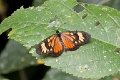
xmin=49 ymin=37 xmax=64 ymax=56
xmin=61 ymin=32 xmax=76 ymax=50
xmin=61 ymin=31 xmax=91 ymax=51
xmin=77 ymin=31 xmax=91 ymax=44
xmin=36 ymin=34 xmax=64 ymax=56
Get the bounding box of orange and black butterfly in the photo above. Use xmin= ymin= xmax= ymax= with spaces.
xmin=36 ymin=30 xmax=91 ymax=57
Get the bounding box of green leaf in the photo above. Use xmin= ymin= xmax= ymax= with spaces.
xmin=0 ymin=40 xmax=37 ymax=73
xmin=0 ymin=0 xmax=120 ymax=79
xmin=43 ymin=68 xmax=93 ymax=80
xmin=99 ymin=72 xmax=120 ymax=80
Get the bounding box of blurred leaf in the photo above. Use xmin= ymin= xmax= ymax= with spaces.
xmin=43 ymin=68 xmax=93 ymax=80
xmin=78 ymin=0 xmax=102 ymax=4
xmin=32 ymin=0 xmax=47 ymax=6
xmin=0 ymin=40 xmax=37 ymax=74
xmin=104 ymin=0 xmax=120 ymax=10
xmin=0 ymin=75 xmax=9 ymax=80
xmin=0 ymin=0 xmax=120 ymax=79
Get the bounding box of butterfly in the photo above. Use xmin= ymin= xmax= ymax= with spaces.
xmin=36 ymin=30 xmax=91 ymax=57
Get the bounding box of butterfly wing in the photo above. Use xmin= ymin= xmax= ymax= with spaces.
xmin=36 ymin=34 xmax=64 ymax=57
xmin=61 ymin=31 xmax=91 ymax=51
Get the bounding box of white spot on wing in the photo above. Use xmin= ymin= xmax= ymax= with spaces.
xmin=41 ymin=42 xmax=48 ymax=53
xmin=77 ymin=32 xmax=84 ymax=42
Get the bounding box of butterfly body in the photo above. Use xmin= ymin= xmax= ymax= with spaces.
xmin=36 ymin=30 xmax=91 ymax=57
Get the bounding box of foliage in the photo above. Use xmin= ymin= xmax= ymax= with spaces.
xmin=0 ymin=0 xmax=120 ymax=79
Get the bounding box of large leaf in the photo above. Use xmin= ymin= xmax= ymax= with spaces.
xmin=43 ymin=68 xmax=92 ymax=80
xmin=0 ymin=0 xmax=120 ymax=79
xmin=42 ymin=68 xmax=120 ymax=80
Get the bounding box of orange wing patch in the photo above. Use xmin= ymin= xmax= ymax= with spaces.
xmin=61 ymin=34 xmax=75 ymax=50
xmin=53 ymin=37 xmax=63 ymax=53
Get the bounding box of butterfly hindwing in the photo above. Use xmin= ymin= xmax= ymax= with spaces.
xmin=36 ymin=34 xmax=64 ymax=57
